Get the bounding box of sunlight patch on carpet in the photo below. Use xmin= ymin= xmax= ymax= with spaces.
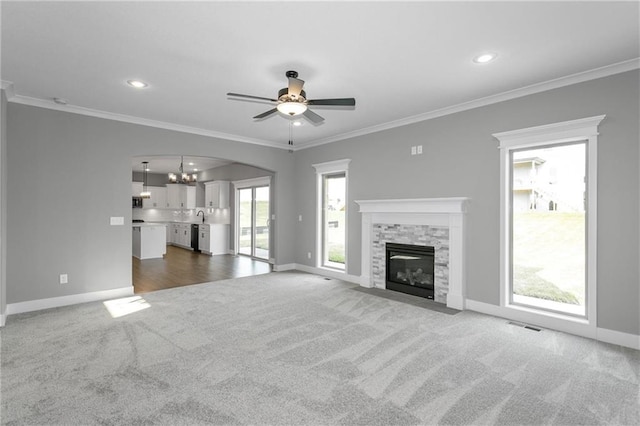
xmin=103 ymin=296 xmax=151 ymax=318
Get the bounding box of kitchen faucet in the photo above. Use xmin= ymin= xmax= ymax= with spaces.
xmin=197 ymin=210 xmax=205 ymax=223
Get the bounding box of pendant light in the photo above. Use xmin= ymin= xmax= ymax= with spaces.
xmin=140 ymin=161 xmax=151 ymax=198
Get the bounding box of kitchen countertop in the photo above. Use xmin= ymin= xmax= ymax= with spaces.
xmin=142 ymin=221 xmax=229 ymax=226
xmin=132 ymin=223 xmax=168 ymax=228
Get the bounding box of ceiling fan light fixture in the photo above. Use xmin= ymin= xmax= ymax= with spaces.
xmin=277 ymin=101 xmax=307 ymax=116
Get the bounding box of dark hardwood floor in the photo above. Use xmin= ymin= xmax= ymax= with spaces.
xmin=132 ymin=245 xmax=272 ymax=294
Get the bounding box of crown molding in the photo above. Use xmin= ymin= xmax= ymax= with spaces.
xmin=8 ymin=93 xmax=289 ymax=150
xmin=295 ymin=57 xmax=640 ymax=150
xmin=4 ymin=58 xmax=638 ymax=152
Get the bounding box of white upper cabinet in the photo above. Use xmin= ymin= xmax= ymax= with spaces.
xmin=166 ymin=184 xmax=181 ymax=208
xmin=132 ymin=182 xmax=143 ymax=197
xmin=143 ymin=186 xmax=167 ymax=209
xmin=166 ymin=184 xmax=196 ymax=209
xmin=204 ymin=181 xmax=230 ymax=209
xmin=183 ymin=186 xmax=196 ymax=209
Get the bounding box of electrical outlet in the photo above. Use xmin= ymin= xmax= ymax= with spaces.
xmin=307 ymin=252 xmax=311 ymax=259
xmin=417 ymin=145 xmax=423 ymax=154
xmin=59 ymin=274 xmax=68 ymax=284
xmin=411 ymin=146 xmax=417 ymax=155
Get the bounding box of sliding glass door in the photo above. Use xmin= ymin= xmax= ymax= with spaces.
xmin=237 ymin=185 xmax=270 ymax=260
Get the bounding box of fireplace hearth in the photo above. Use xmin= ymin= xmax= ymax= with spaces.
xmin=386 ymin=242 xmax=435 ymax=299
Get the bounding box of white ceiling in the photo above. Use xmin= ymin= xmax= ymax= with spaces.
xmin=131 ymin=155 xmax=231 ymax=174
xmin=2 ymin=1 xmax=639 ymax=150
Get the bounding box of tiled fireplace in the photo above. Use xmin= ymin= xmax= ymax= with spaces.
xmin=355 ymin=198 xmax=469 ymax=310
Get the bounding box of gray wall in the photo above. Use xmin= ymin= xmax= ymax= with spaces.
xmin=6 ymin=105 xmax=295 ymax=304
xmin=293 ymin=70 xmax=640 ymax=335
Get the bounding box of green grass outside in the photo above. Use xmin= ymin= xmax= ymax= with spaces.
xmin=326 ymin=209 xmax=345 ymax=264
xmin=513 ymin=211 xmax=585 ymax=305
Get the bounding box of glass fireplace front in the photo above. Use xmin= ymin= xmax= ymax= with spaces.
xmin=386 ymin=242 xmax=435 ymax=299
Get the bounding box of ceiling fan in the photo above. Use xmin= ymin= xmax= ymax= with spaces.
xmin=227 ymin=70 xmax=356 ymax=124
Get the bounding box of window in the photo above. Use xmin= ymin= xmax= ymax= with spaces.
xmin=494 ymin=116 xmax=604 ymax=325
xmin=511 ymin=142 xmax=586 ymax=316
xmin=313 ymin=159 xmax=350 ymax=271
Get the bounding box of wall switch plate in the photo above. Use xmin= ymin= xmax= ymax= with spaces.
xmin=59 ymin=274 xmax=68 ymax=284
xmin=307 ymin=252 xmax=311 ymax=259
xmin=411 ymin=146 xmax=417 ymax=155
xmin=271 ymin=214 xmax=276 ymax=220
xmin=298 ymin=215 xmax=303 ymax=222
xmin=417 ymin=145 xmax=423 ymax=154
xmin=110 ymin=216 xmax=124 ymax=226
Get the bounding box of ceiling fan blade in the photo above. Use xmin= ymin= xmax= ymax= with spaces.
xmin=227 ymin=92 xmax=277 ymax=102
xmin=303 ymin=109 xmax=324 ymax=124
xmin=288 ymin=78 xmax=305 ymax=98
xmin=253 ymin=108 xmax=278 ymax=120
xmin=307 ymin=98 xmax=356 ymax=106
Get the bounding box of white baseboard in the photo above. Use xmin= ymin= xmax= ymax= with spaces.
xmin=273 ymin=263 xmax=296 ymax=272
xmin=6 ymin=286 xmax=135 ymax=316
xmin=466 ymin=298 xmax=639 ymax=350
xmin=597 ymin=327 xmax=640 ymax=350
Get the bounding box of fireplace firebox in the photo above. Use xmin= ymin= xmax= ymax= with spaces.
xmin=385 ymin=242 xmax=435 ymax=299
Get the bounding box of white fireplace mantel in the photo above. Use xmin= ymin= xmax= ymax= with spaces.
xmin=356 ymin=197 xmax=468 ymax=214
xmin=355 ymin=197 xmax=469 ymax=310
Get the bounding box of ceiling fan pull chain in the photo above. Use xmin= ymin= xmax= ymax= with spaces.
xmin=288 ymin=121 xmax=294 ymax=153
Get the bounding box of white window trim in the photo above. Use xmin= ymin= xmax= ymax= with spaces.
xmin=493 ymin=115 xmax=605 ymax=333
xmin=232 ymin=176 xmax=271 ymax=189
xmin=312 ymin=159 xmax=350 ymax=272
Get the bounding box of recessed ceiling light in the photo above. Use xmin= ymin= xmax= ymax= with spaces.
xmin=188 ymin=162 xmax=195 ymax=166
xmin=127 ymin=80 xmax=148 ymax=89
xmin=473 ymin=53 xmax=497 ymax=64
xmin=193 ymin=168 xmax=198 ymax=172
xmin=292 ymin=121 xmax=303 ymax=127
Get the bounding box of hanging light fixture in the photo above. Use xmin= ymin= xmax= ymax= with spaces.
xmin=168 ymin=156 xmax=197 ymax=184
xmin=140 ymin=161 xmax=151 ymax=198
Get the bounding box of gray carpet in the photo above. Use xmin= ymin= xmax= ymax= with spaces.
xmin=1 ymin=271 xmax=638 ymax=425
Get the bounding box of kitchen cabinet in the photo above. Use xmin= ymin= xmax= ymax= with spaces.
xmin=198 ymin=225 xmax=210 ymax=253
xmin=132 ymin=224 xmax=166 ymax=260
xmin=166 ymin=184 xmax=196 ymax=209
xmin=132 ymin=182 xmax=143 ymax=197
xmin=143 ymin=186 xmax=167 ymax=209
xmin=198 ymin=224 xmax=229 ymax=255
xmin=171 ymin=223 xmax=192 ymax=248
xmin=181 ymin=224 xmax=191 ymax=247
xmin=204 ymin=181 xmax=230 ymax=209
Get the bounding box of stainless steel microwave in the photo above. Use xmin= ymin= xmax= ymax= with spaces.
xmin=132 ymin=196 xmax=143 ymax=208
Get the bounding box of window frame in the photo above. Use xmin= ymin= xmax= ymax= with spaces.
xmin=494 ymin=116 xmax=604 ymax=330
